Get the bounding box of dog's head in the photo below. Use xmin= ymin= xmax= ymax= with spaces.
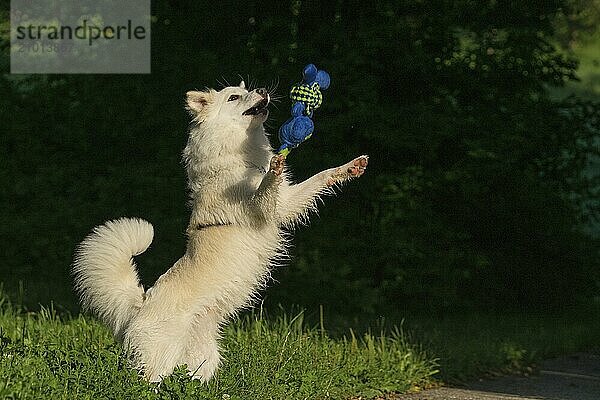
xmin=186 ymin=81 xmax=270 ymax=128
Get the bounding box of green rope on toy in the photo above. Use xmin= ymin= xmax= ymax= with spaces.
xmin=278 ymin=64 xmax=331 ymax=157
xmin=289 ymin=82 xmax=323 ymax=116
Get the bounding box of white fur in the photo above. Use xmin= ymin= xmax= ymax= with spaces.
xmin=72 ymin=83 xmax=367 ymax=382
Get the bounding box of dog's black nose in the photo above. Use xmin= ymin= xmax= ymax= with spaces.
xmin=256 ymin=88 xmax=268 ymax=98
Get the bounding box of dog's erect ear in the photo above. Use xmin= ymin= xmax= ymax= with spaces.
xmin=239 ymin=80 xmax=246 ymax=89
xmin=186 ymin=90 xmax=213 ymax=115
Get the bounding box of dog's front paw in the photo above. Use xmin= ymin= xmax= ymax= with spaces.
xmin=269 ymin=154 xmax=285 ymax=177
xmin=327 ymin=155 xmax=369 ymax=186
xmin=347 ymin=155 xmax=368 ymax=178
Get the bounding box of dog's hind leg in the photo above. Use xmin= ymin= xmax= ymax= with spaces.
xmin=277 ymin=155 xmax=368 ymax=226
xmin=183 ymin=314 xmax=221 ymax=382
xmin=124 ymin=316 xmax=188 ymax=382
xmin=185 ymin=340 xmax=220 ymax=383
xmin=131 ymin=336 xmax=186 ymax=382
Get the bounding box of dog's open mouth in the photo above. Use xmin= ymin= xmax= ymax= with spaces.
xmin=242 ymin=97 xmax=269 ymax=116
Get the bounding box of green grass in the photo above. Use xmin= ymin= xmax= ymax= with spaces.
xmin=2 ymin=289 xmax=599 ymax=399
xmin=0 ymin=297 xmax=437 ymax=400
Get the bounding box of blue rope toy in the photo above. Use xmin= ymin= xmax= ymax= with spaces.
xmin=278 ymin=64 xmax=330 ymax=157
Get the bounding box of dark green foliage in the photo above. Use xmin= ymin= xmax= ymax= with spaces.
xmin=0 ymin=0 xmax=597 ymax=315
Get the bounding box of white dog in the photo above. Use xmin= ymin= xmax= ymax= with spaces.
xmin=72 ymin=81 xmax=368 ymax=382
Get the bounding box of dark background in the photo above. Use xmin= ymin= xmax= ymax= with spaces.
xmin=1 ymin=0 xmax=598 ymax=319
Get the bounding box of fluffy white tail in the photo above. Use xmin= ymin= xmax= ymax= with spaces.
xmin=72 ymin=218 xmax=153 ymax=338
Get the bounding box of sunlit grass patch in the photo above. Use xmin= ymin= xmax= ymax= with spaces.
xmin=0 ymin=297 xmax=437 ymax=400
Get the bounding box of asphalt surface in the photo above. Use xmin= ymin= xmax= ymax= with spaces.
xmin=394 ymin=353 xmax=600 ymax=400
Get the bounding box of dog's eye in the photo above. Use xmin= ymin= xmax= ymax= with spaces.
xmin=227 ymin=95 xmax=240 ymax=102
